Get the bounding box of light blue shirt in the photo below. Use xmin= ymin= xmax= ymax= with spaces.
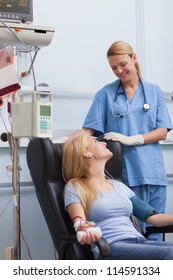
xmin=64 ymin=180 xmax=147 ymax=258
xmin=83 ymin=80 xmax=173 ymax=186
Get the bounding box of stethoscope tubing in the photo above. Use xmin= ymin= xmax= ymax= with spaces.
xmin=112 ymin=77 xmax=150 ymax=118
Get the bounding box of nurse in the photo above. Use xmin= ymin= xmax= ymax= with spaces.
xmin=56 ymin=41 xmax=172 ymax=239
xmin=83 ymin=41 xmax=173 ymax=238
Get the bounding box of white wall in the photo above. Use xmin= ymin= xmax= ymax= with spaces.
xmin=0 ymin=0 xmax=173 ymax=259
xmin=144 ymin=0 xmax=173 ymax=91
xmin=33 ymin=0 xmax=137 ymax=90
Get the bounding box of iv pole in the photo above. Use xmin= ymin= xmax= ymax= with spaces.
xmin=11 ymin=46 xmax=21 ymax=260
xmin=9 ymin=47 xmax=42 ymax=260
xmin=11 ymin=135 xmax=21 ymax=260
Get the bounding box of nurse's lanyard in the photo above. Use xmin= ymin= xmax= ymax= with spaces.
xmin=112 ymin=77 xmax=150 ymax=118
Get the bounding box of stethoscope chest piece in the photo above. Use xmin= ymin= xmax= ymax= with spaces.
xmin=143 ymin=103 xmax=150 ymax=112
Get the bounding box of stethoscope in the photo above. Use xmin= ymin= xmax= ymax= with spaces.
xmin=112 ymin=77 xmax=151 ymax=118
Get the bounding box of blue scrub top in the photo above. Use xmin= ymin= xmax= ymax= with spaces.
xmin=83 ymin=79 xmax=173 ymax=187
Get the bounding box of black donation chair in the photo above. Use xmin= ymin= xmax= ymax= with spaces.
xmin=26 ymin=135 xmax=122 ymax=259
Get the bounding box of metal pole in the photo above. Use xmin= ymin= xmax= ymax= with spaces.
xmin=12 ymin=46 xmax=21 ymax=260
xmin=12 ymin=137 xmax=21 ymax=260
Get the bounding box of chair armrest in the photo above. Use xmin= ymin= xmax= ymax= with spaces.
xmin=95 ymin=238 xmax=111 ymax=259
xmin=144 ymin=225 xmax=173 ymax=239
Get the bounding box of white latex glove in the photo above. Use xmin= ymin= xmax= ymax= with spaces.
xmin=104 ymin=132 xmax=144 ymax=146
xmin=53 ymin=136 xmax=69 ymax=144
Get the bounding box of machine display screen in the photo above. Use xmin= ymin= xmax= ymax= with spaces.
xmin=40 ymin=105 xmax=51 ymax=117
xmin=0 ymin=0 xmax=33 ymax=23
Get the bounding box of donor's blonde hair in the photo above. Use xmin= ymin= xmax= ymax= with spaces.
xmin=62 ymin=132 xmax=98 ymax=218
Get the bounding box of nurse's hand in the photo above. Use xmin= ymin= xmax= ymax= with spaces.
xmin=104 ymin=132 xmax=144 ymax=146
